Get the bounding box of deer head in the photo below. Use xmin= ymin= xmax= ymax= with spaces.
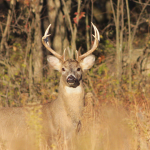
xmin=42 ymin=23 xmax=100 ymax=88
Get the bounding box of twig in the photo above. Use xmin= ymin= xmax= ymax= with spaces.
xmin=14 ymin=7 xmax=23 ymax=26
xmin=86 ymin=3 xmax=90 ymax=50
xmin=110 ymin=0 xmax=117 ymax=25
xmin=0 ymin=80 xmax=19 ymax=88
xmin=0 ymin=60 xmax=8 ymax=67
xmin=87 ymin=74 xmax=98 ymax=99
xmin=131 ymin=0 xmax=150 ymax=43
xmin=91 ymin=0 xmax=93 ymax=45
xmin=76 ymin=0 xmax=81 ymax=25
xmin=126 ymin=0 xmax=132 ymax=93
xmin=116 ymin=0 xmax=121 ymax=85
xmin=61 ymin=0 xmax=73 ymax=35
xmin=101 ymin=23 xmax=114 ymax=34
xmin=23 ymin=20 xmax=34 ymax=75
xmin=132 ymin=0 xmax=150 ymax=6
xmin=0 ymin=0 xmax=16 ymax=51
xmin=71 ymin=0 xmax=81 ymax=56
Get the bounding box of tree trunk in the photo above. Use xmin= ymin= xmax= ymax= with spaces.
xmin=33 ymin=0 xmax=43 ymax=83
xmin=0 ymin=0 xmax=16 ymax=52
xmin=47 ymin=0 xmax=71 ymax=54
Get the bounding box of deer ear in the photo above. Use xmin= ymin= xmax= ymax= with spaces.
xmin=47 ymin=55 xmax=62 ymax=71
xmin=80 ymin=55 xmax=95 ymax=71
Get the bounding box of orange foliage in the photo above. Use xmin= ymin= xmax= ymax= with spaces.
xmin=73 ymin=12 xmax=85 ymax=24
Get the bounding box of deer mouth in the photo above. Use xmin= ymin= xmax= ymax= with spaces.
xmin=67 ymin=75 xmax=79 ymax=87
xmin=67 ymin=75 xmax=76 ymax=84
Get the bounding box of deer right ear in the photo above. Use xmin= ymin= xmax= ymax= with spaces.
xmin=47 ymin=55 xmax=62 ymax=71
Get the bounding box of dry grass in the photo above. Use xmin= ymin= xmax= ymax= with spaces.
xmin=69 ymin=92 xmax=150 ymax=150
xmin=0 ymin=92 xmax=150 ymax=150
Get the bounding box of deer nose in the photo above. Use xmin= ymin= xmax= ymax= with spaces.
xmin=67 ymin=75 xmax=76 ymax=83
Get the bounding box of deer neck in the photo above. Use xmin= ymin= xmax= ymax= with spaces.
xmin=57 ymin=76 xmax=84 ymax=120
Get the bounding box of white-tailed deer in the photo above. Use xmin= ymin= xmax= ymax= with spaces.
xmin=42 ymin=22 xmax=100 ymax=139
xmin=0 ymin=23 xmax=100 ymax=149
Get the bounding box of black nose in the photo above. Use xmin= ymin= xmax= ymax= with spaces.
xmin=67 ymin=75 xmax=76 ymax=83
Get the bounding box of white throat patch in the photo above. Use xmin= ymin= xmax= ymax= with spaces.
xmin=65 ymin=86 xmax=82 ymax=94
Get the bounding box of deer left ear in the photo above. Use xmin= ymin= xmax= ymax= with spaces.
xmin=80 ymin=55 xmax=95 ymax=71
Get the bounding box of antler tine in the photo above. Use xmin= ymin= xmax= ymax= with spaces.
xmin=42 ymin=24 xmax=63 ymax=60
xmin=77 ymin=23 xmax=100 ymax=61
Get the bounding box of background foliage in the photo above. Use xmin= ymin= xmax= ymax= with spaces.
xmin=0 ymin=0 xmax=150 ymax=106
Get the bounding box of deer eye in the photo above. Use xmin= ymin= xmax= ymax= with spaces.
xmin=77 ymin=68 xmax=81 ymax=71
xmin=62 ymin=68 xmax=65 ymax=71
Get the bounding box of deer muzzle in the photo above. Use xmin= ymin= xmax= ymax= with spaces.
xmin=67 ymin=75 xmax=76 ymax=84
xmin=66 ymin=75 xmax=80 ymax=87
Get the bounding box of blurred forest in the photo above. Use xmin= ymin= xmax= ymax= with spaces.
xmin=0 ymin=0 xmax=150 ymax=107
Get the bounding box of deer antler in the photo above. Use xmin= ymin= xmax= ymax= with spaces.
xmin=42 ymin=23 xmax=100 ymax=62
xmin=76 ymin=22 xmax=100 ymax=61
xmin=42 ymin=24 xmax=65 ymax=61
